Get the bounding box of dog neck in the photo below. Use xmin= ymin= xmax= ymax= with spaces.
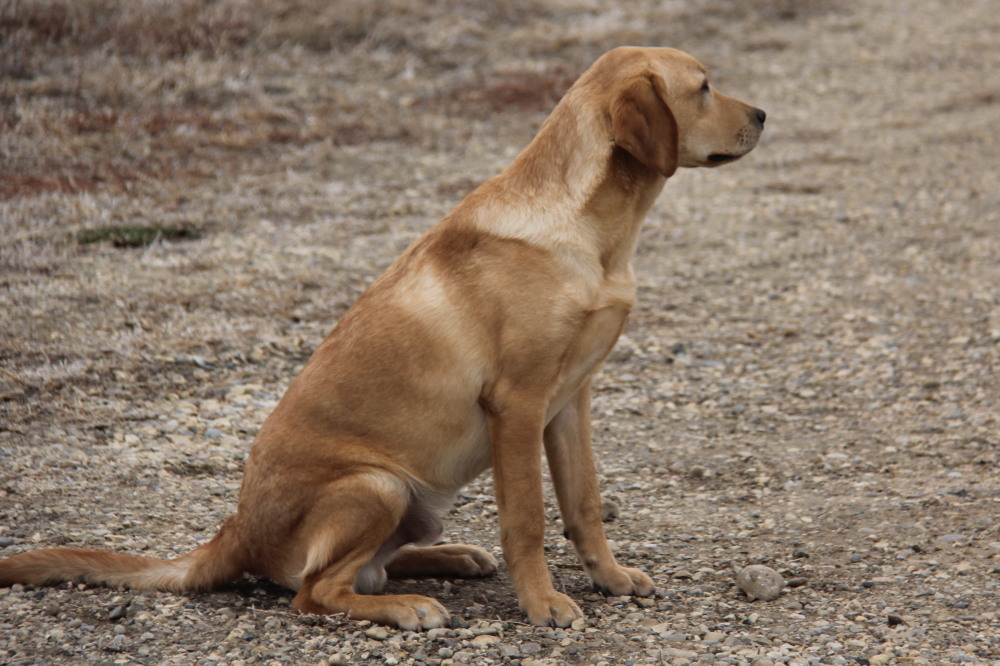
xmin=461 ymin=90 xmax=667 ymax=280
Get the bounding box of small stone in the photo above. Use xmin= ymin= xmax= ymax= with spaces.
xmin=426 ymin=627 xmax=452 ymax=640
xmin=0 ymin=537 xmax=14 ymax=548
xmin=364 ymin=626 xmax=389 ymax=640
xmin=664 ymin=647 xmax=698 ymax=659
xmin=887 ymin=614 xmax=906 ymax=626
xmin=104 ymin=634 xmax=127 ymax=652
xmin=688 ymin=465 xmax=710 ymax=479
xmin=471 ymin=622 xmax=500 ymax=636
xmin=451 ymin=650 xmax=475 ymax=665
xmin=650 ymin=621 xmax=671 ymax=634
xmin=736 ymin=565 xmax=785 ymax=601
xmin=108 ymin=605 xmax=127 ymax=621
xmin=601 ymin=499 xmax=619 ymax=522
xmin=953 ymin=561 xmax=974 ymax=574
xmin=571 ymin=618 xmax=587 ymax=631
xmin=469 ymin=634 xmax=500 ymax=647
xmin=500 ymin=644 xmax=521 ymax=658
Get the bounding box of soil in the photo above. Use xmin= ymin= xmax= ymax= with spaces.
xmin=1 ymin=0 xmax=998 ymax=664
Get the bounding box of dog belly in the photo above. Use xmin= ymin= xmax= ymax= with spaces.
xmin=409 ymin=406 xmax=492 ymax=493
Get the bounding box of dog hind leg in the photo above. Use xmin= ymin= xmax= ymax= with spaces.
xmin=385 ymin=543 xmax=498 ymax=579
xmin=286 ymin=472 xmax=451 ymax=630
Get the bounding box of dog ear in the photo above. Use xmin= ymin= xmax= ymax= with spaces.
xmin=611 ymin=73 xmax=678 ymax=178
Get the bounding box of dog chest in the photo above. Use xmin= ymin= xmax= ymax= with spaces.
xmin=546 ymin=301 xmax=630 ymax=421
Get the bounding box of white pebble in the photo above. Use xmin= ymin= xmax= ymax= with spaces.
xmin=736 ymin=565 xmax=785 ymax=601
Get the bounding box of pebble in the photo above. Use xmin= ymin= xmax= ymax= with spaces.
xmin=736 ymin=565 xmax=785 ymax=602
xmin=469 ymin=634 xmax=500 ymax=647
xmin=500 ymin=644 xmax=521 ymax=658
xmin=364 ymin=626 xmax=389 ymax=641
xmin=601 ymin=498 xmax=620 ymax=522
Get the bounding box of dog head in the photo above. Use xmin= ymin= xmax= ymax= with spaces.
xmin=592 ymin=47 xmax=765 ymax=178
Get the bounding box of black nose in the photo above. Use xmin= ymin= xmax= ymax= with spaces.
xmin=754 ymin=108 xmax=767 ymax=125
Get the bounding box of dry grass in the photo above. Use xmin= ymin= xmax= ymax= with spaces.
xmin=1 ymin=0 xmax=584 ymax=204
xmin=8 ymin=0 xmax=813 ymax=204
xmin=0 ymin=0 xmax=768 ymax=456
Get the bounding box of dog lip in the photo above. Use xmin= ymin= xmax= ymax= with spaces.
xmin=707 ymin=153 xmax=738 ymax=163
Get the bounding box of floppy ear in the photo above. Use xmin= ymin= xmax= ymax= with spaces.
xmin=610 ymin=73 xmax=678 ymax=178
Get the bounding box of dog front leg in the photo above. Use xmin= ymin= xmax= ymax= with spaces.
xmin=544 ymin=381 xmax=655 ymax=597
xmin=488 ymin=392 xmax=583 ymax=627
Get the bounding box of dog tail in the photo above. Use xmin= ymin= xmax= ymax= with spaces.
xmin=0 ymin=516 xmax=244 ymax=592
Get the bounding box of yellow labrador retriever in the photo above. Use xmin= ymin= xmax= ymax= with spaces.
xmin=0 ymin=47 xmax=764 ymax=629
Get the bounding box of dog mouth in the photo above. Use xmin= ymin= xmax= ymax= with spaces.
xmin=707 ymin=153 xmax=740 ymax=164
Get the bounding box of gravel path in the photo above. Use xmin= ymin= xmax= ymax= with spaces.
xmin=2 ymin=0 xmax=999 ymax=664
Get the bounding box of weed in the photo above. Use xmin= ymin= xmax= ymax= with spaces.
xmin=75 ymin=223 xmax=199 ymax=248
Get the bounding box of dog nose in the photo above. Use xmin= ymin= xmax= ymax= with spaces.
xmin=754 ymin=108 xmax=767 ymax=125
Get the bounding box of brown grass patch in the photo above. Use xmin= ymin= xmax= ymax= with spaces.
xmin=428 ymin=70 xmax=576 ymax=118
xmin=0 ymin=160 xmax=215 ymax=200
xmin=0 ymin=0 xmax=258 ymax=78
xmin=0 ymin=164 xmax=145 ymax=199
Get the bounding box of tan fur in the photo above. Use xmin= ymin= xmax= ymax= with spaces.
xmin=0 ymin=47 xmax=764 ymax=630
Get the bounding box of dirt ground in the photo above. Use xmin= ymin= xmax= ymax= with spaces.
xmin=1 ymin=0 xmax=999 ymax=664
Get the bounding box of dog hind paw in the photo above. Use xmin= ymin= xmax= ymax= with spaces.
xmin=444 ymin=544 xmax=499 ymax=577
xmin=387 ymin=543 xmax=498 ymax=579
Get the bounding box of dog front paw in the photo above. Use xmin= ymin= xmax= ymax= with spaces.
xmin=520 ymin=590 xmax=584 ymax=627
xmin=388 ymin=594 xmax=451 ymax=631
xmin=591 ymin=565 xmax=655 ymax=597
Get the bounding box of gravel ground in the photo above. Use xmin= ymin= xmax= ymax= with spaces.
xmin=2 ymin=0 xmax=999 ymax=664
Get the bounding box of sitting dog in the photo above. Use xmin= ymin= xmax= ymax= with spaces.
xmin=0 ymin=47 xmax=764 ymax=629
